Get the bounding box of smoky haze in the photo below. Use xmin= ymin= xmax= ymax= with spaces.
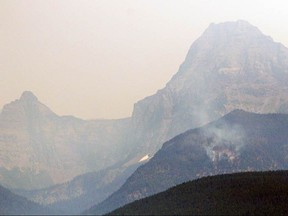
xmin=1 ymin=0 xmax=288 ymax=119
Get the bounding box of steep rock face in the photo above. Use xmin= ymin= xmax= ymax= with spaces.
xmin=88 ymin=110 xmax=288 ymax=214
xmin=0 ymin=91 xmax=58 ymax=188
xmin=0 ymin=91 xmax=130 ymax=189
xmin=128 ymin=20 xmax=288 ymax=162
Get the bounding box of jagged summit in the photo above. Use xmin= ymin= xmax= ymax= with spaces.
xmin=0 ymin=90 xmax=56 ymax=123
xmin=20 ymin=91 xmax=38 ymax=102
xmin=171 ymin=20 xmax=281 ymax=83
xmin=199 ymin=20 xmax=273 ymax=49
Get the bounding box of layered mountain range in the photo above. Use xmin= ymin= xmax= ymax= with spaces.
xmin=1 ymin=20 xmax=288 ymax=213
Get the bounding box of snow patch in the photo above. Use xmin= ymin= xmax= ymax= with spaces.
xmin=139 ymin=154 xmax=149 ymax=162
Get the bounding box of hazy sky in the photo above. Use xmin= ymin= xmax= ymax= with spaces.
xmin=1 ymin=0 xmax=288 ymax=119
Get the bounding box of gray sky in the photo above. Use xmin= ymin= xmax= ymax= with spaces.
xmin=1 ymin=0 xmax=288 ymax=119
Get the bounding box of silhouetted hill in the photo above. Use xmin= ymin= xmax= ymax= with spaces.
xmin=110 ymin=170 xmax=288 ymax=215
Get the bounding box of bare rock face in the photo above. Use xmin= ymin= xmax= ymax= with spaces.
xmin=0 ymin=91 xmax=57 ymax=188
xmin=0 ymin=91 xmax=129 ymax=189
xmin=128 ymin=20 xmax=288 ymax=162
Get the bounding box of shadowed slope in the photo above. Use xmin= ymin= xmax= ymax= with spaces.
xmin=110 ymin=171 xmax=288 ymax=215
xmin=87 ymin=110 xmax=288 ymax=214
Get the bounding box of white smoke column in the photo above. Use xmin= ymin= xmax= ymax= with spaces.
xmin=204 ymin=122 xmax=246 ymax=162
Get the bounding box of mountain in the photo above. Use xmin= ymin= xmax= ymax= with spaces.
xmin=2 ymin=20 xmax=288 ymax=190
xmin=0 ymin=183 xmax=54 ymax=215
xmin=2 ymin=19 xmax=288 ymax=210
xmin=14 ymin=163 xmax=140 ymax=214
xmin=0 ymin=91 xmax=130 ymax=189
xmin=109 ymin=171 xmax=288 ymax=215
xmin=125 ymin=20 xmax=288 ymax=165
xmin=86 ymin=20 xmax=288 ymax=213
xmin=87 ymin=110 xmax=288 ymax=214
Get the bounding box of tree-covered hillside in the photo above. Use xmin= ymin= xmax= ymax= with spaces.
xmin=110 ymin=171 xmax=288 ymax=215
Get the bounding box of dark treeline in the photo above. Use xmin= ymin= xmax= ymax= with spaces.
xmin=110 ymin=170 xmax=288 ymax=215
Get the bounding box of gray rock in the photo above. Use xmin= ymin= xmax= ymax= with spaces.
xmin=0 ymin=91 xmax=130 ymax=189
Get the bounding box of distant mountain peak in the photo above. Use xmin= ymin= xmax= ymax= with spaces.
xmin=169 ymin=20 xmax=281 ymax=85
xmin=0 ymin=90 xmax=56 ymax=123
xmin=208 ymin=20 xmax=256 ymax=29
xmin=198 ymin=20 xmax=273 ymax=51
xmin=130 ymin=20 xmax=288 ymax=166
xmin=205 ymin=20 xmax=264 ymax=36
xmin=20 ymin=91 xmax=38 ymax=102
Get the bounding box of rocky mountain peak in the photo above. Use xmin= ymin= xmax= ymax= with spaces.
xmin=20 ymin=91 xmax=38 ymax=102
xmin=205 ymin=20 xmax=265 ymax=38
xmin=174 ymin=20 xmax=279 ymax=79
xmin=0 ymin=91 xmax=56 ymax=123
xmin=167 ymin=20 xmax=288 ymax=91
xmin=130 ymin=21 xmax=288 ymax=163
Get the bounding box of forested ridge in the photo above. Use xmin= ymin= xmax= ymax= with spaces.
xmin=110 ymin=170 xmax=288 ymax=215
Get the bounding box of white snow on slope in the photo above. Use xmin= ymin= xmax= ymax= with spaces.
xmin=139 ymin=154 xmax=150 ymax=162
